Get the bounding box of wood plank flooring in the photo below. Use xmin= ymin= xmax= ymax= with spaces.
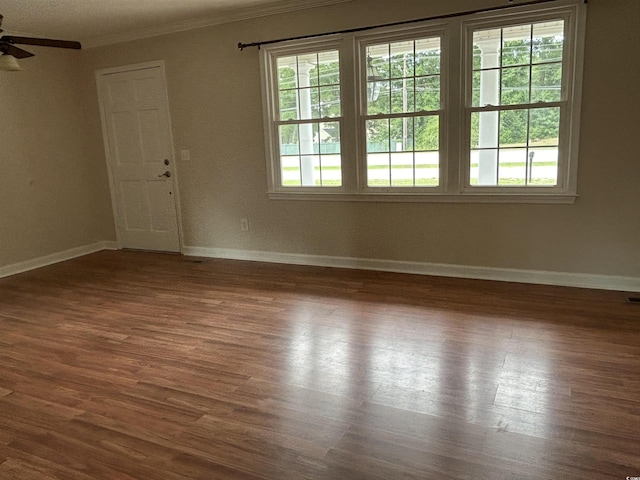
xmin=0 ymin=250 xmax=638 ymax=479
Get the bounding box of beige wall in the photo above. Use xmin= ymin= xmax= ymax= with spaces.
xmin=0 ymin=48 xmax=114 ymax=267
xmin=3 ymin=0 xmax=639 ymax=282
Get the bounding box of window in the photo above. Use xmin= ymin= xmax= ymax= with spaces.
xmin=260 ymin=0 xmax=586 ymax=202
xmin=464 ymin=14 xmax=579 ymax=194
xmin=276 ymin=50 xmax=342 ymax=187
xmin=364 ymin=37 xmax=442 ymax=188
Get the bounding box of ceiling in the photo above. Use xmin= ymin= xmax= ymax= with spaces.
xmin=0 ymin=0 xmax=353 ymax=48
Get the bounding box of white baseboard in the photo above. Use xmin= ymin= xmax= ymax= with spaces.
xmin=183 ymin=246 xmax=640 ymax=293
xmin=0 ymin=241 xmax=118 ymax=279
xmin=2 ymin=242 xmax=637 ymax=293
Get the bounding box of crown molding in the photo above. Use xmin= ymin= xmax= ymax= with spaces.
xmin=83 ymin=0 xmax=353 ymax=48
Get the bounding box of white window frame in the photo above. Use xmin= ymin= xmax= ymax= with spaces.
xmin=460 ymin=4 xmax=585 ymax=198
xmin=356 ymin=25 xmax=448 ymax=195
xmin=259 ymin=0 xmax=586 ymax=203
xmin=260 ymin=37 xmax=349 ymax=194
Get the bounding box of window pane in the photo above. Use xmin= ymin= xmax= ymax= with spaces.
xmin=531 ymin=63 xmax=562 ymax=103
xmin=391 ymin=152 xmax=413 ymax=186
xmin=367 ymin=115 xmax=439 ymax=187
xmin=307 ymin=87 xmax=322 ymax=120
xmin=279 ymin=88 xmax=299 ymax=121
xmin=470 ymin=105 xmax=560 ymax=186
xmin=471 ymin=71 xmax=481 ymax=107
xmin=501 ymin=66 xmax=531 ymax=105
xmin=277 ymin=50 xmax=340 ymax=121
xmin=299 ymin=123 xmax=315 ymax=155
xmin=415 ymin=152 xmax=439 ymax=186
xmin=277 ymin=56 xmax=298 ymax=90
xmin=391 ymin=80 xmax=407 ymax=114
xmin=473 ymin=29 xmax=501 ymax=108
xmin=315 ymin=122 xmax=342 ymax=186
xmin=368 ymin=152 xmax=391 ymax=186
xmin=416 ymin=76 xmax=440 ymax=111
xmin=473 ymin=21 xmax=564 ymax=109
xmin=499 ymin=109 xmax=529 ymax=146
xmin=279 ymin=121 xmax=341 ymax=187
xmin=415 ymin=38 xmax=441 ymax=75
xmin=527 ymin=147 xmax=558 ymax=185
xmin=470 ymin=149 xmax=498 ymax=185
xmin=532 ymin=21 xmax=564 ymax=64
xmin=298 ymin=52 xmax=317 ymax=78
xmin=415 ymin=115 xmax=439 ymax=151
xmin=319 ymin=121 xmax=341 ymax=154
xmin=281 ymin=154 xmax=301 ymax=186
xmin=390 ymin=41 xmax=412 ymax=78
xmin=471 ymin=111 xmax=499 ymax=149
xmin=406 ymin=78 xmax=416 ymax=112
xmin=390 ymin=117 xmax=405 ymax=151
xmin=367 ymin=36 xmax=441 ymax=116
xmin=318 ymin=85 xmax=341 ymax=117
xmin=529 ymin=107 xmax=560 ymax=145
xmin=320 ymin=154 xmax=342 ymax=186
xmin=318 ymin=51 xmax=340 ymax=85
xmin=367 ymin=118 xmax=390 ymax=153
xmin=472 ymin=45 xmax=482 ymax=71
xmin=368 ymin=79 xmax=391 ymax=115
xmin=280 ymin=124 xmax=299 ymax=155
xmin=473 ymin=29 xmax=501 ymax=68
xmin=498 ymin=148 xmax=527 ymax=185
xmin=501 ymin=25 xmax=532 ymax=67
xmin=367 ymin=45 xmax=390 ymax=80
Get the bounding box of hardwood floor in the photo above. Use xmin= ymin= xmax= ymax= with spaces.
xmin=0 ymin=250 xmax=638 ymax=479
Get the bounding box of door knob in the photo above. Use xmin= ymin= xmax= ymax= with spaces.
xmin=158 ymin=171 xmax=171 ymax=178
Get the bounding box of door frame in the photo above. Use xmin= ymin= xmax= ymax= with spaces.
xmin=95 ymin=60 xmax=184 ymax=252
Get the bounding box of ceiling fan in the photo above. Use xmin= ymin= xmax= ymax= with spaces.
xmin=0 ymin=14 xmax=81 ymax=71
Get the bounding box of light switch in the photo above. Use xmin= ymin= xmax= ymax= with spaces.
xmin=180 ymin=149 xmax=190 ymax=161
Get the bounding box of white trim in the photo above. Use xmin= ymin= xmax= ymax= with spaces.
xmin=2 ymin=242 xmax=637 ymax=292
xmin=260 ymin=37 xmax=346 ymax=193
xmin=356 ymin=27 xmax=448 ymax=195
xmin=183 ymin=246 xmax=640 ymax=293
xmin=0 ymin=242 xmax=118 ymax=279
xmin=83 ymin=0 xmax=355 ymax=48
xmin=267 ymin=192 xmax=578 ymax=203
xmin=460 ymin=1 xmax=586 ymax=196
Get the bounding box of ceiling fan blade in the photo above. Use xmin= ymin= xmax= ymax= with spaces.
xmin=2 ymin=36 xmax=81 ymax=50
xmin=2 ymin=43 xmax=34 ymax=59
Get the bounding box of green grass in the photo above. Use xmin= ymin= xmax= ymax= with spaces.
xmin=283 ymin=162 xmax=556 ymax=172
xmin=283 ymin=177 xmax=556 ymax=187
xmin=283 ymin=180 xmax=342 ymax=186
xmin=469 ymin=178 xmax=557 ymax=186
xmin=368 ymin=179 xmax=440 ymax=187
xmin=282 ymin=163 xmax=557 ymax=186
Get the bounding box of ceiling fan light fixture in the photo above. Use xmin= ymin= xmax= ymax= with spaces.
xmin=0 ymin=53 xmax=20 ymax=71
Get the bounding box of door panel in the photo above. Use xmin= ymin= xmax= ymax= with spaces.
xmin=120 ymin=180 xmax=146 ymax=230
xmin=99 ymin=64 xmax=180 ymax=252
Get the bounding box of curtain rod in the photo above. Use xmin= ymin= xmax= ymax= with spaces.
xmin=238 ymin=0 xmax=586 ymax=50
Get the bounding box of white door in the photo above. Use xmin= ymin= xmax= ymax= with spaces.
xmin=97 ymin=63 xmax=181 ymax=252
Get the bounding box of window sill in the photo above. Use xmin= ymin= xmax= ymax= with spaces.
xmin=268 ymin=191 xmax=578 ymax=204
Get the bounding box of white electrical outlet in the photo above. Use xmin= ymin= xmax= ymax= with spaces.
xmin=240 ymin=218 xmax=249 ymax=232
xmin=180 ymin=149 xmax=190 ymax=161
